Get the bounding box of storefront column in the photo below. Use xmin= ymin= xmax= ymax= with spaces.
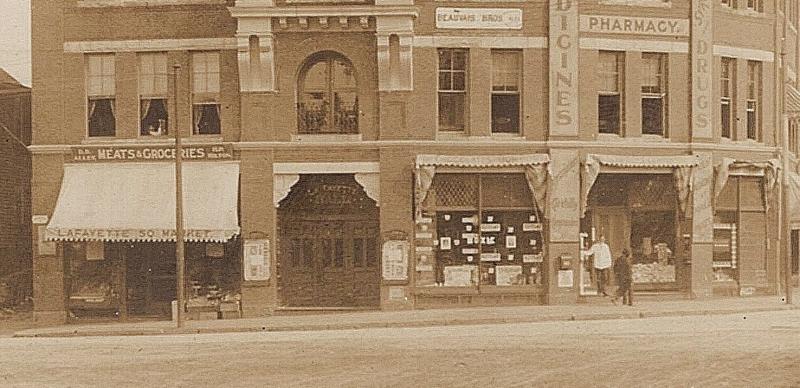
xmin=379 ymin=148 xmax=414 ymax=310
xmin=691 ymin=152 xmax=714 ymax=298
xmin=239 ymin=150 xmax=277 ymax=316
xmin=547 ymin=149 xmax=581 ymax=304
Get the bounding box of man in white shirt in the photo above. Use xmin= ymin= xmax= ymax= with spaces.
xmin=588 ymin=235 xmax=612 ymax=296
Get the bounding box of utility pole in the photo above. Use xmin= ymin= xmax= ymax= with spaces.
xmin=173 ymin=64 xmax=186 ymax=326
xmin=780 ymin=37 xmax=793 ymax=305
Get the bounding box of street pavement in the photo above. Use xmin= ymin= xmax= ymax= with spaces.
xmin=10 ymin=291 xmax=800 ymax=338
xmin=0 ymin=310 xmax=799 ymax=387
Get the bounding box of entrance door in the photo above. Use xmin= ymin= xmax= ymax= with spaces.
xmin=125 ymin=243 xmax=176 ymax=316
xmin=580 ymin=208 xmax=630 ymax=295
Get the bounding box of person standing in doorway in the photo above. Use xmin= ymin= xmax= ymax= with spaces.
xmin=588 ymin=235 xmax=612 ymax=296
xmin=613 ymin=248 xmax=633 ymax=306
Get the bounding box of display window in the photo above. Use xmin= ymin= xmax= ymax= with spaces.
xmin=427 ymin=173 xmax=544 ymax=287
xmin=66 ymin=242 xmax=124 ymax=316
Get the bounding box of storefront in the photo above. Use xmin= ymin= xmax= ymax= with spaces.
xmin=579 ymin=154 xmax=698 ymax=295
xmin=711 ymin=159 xmax=779 ymax=296
xmin=412 ymin=154 xmax=550 ymax=306
xmin=44 ymin=145 xmax=241 ymax=319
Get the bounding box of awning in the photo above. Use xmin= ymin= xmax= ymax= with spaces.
xmin=414 ymin=154 xmax=550 ymax=220
xmin=46 ymin=161 xmax=240 ymax=242
xmin=787 ymin=85 xmax=800 ymax=113
xmin=788 ymin=172 xmax=800 ymax=227
xmin=582 ymin=154 xmax=701 ymax=217
xmin=714 ymin=158 xmax=780 ymax=211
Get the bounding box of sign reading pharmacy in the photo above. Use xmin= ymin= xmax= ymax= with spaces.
xmin=580 ymin=15 xmax=689 ymax=37
xmin=71 ymin=144 xmax=233 ymax=163
xmin=436 ymin=8 xmax=522 ymax=30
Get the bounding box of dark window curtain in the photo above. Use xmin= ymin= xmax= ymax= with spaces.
xmin=140 ymin=99 xmax=168 ymax=135
xmin=88 ymin=98 xmax=116 ymax=137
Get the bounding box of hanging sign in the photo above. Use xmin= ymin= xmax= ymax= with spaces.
xmin=382 ymin=240 xmax=410 ymax=281
xmin=244 ymin=239 xmax=270 ymax=281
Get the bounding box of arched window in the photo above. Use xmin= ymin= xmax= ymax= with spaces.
xmin=297 ymin=52 xmax=359 ymax=134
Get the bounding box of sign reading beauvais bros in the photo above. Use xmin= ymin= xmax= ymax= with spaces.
xmin=71 ymin=144 xmax=233 ymax=162
xmin=436 ymin=8 xmax=522 ymax=30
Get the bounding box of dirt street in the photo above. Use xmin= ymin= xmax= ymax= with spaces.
xmin=1 ymin=310 xmax=799 ymax=387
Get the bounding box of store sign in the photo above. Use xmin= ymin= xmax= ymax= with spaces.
xmin=71 ymin=144 xmax=233 ymax=163
xmin=435 ymin=8 xmax=522 ymax=30
xmin=244 ymin=239 xmax=270 ymax=281
xmin=580 ymin=15 xmax=689 ymax=36
xmin=382 ymin=240 xmax=409 ymax=281
xmin=549 ymin=0 xmax=579 ymax=137
xmin=45 ymin=228 xmax=233 ymax=242
xmin=691 ymin=0 xmax=713 ymax=139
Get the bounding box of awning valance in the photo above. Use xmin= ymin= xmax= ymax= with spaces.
xmin=582 ymin=154 xmax=701 ymax=217
xmin=46 ymin=161 xmax=240 ymax=242
xmin=414 ymin=154 xmax=550 ymax=220
xmin=713 ymin=158 xmax=780 ymax=211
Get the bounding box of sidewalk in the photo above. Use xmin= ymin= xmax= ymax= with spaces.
xmin=12 ymin=291 xmax=800 ymax=338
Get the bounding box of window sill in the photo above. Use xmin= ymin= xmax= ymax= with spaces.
xmin=82 ymin=135 xmax=223 ymax=145
xmin=596 ymin=133 xmax=671 ymax=142
xmin=598 ymin=0 xmax=671 ymax=8
xmin=436 ymin=132 xmax=524 ymax=141
xmin=77 ymin=0 xmax=227 ymax=7
xmin=719 ymin=7 xmax=767 ymax=18
xmin=292 ymin=133 xmax=362 ymax=142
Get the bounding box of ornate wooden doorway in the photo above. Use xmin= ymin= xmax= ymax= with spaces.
xmin=277 ymin=174 xmax=380 ymax=308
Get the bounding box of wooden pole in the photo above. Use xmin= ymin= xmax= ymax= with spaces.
xmin=173 ymin=64 xmax=186 ymax=327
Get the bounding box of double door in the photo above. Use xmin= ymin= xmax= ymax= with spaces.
xmin=279 ymin=218 xmax=380 ymax=307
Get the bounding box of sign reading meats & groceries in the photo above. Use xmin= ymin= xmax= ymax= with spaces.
xmin=71 ymin=144 xmax=233 ymax=162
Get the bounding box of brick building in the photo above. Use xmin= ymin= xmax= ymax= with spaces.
xmin=30 ymin=0 xmax=800 ymax=322
xmin=0 ymin=69 xmax=32 ymax=305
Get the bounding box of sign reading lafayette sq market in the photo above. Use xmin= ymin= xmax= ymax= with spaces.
xmin=580 ymin=15 xmax=689 ymax=37
xmin=436 ymin=8 xmax=522 ymax=30
xmin=71 ymin=144 xmax=233 ymax=163
xmin=45 ymin=228 xmax=237 ymax=242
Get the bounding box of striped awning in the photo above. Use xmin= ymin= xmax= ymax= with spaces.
xmin=415 ymin=154 xmax=550 ymax=168
xmin=46 ymin=161 xmax=240 ymax=243
xmin=787 ymin=85 xmax=800 ymax=113
xmin=585 ymin=154 xmax=701 ymax=169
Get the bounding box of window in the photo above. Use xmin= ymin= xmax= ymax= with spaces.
xmin=491 ymin=50 xmax=521 ymax=134
xmin=747 ymin=61 xmax=761 ymax=141
xmin=720 ymin=57 xmax=734 ymax=139
xmin=192 ymin=52 xmax=220 ymax=135
xmin=598 ymin=51 xmax=624 ymax=135
xmin=438 ymin=48 xmax=468 ymax=132
xmin=87 ymin=54 xmax=116 ymax=137
xmin=721 ymin=0 xmax=735 ymax=7
xmin=139 ymin=53 xmax=168 ymax=136
xmin=642 ymin=53 xmax=667 ymax=136
xmin=297 ymin=52 xmax=359 ymax=134
xmin=790 ymin=119 xmax=800 ymax=154
xmin=790 ymin=0 xmax=798 ymax=26
xmin=747 ymin=0 xmax=762 ymax=11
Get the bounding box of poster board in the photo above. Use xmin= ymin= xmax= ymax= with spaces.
xmin=382 ymin=240 xmax=409 ymax=281
xmin=244 ymin=239 xmax=269 ymax=281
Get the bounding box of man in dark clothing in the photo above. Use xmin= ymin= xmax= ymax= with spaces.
xmin=613 ymin=248 xmax=633 ymax=306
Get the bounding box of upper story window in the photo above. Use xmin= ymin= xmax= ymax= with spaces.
xmin=491 ymin=50 xmax=521 ymax=134
xmin=720 ymin=57 xmax=734 ymax=139
xmin=191 ymin=51 xmax=220 ymax=135
xmin=789 ymin=0 xmax=798 ymax=26
xmin=789 ymin=119 xmax=799 ymax=155
xmin=297 ymin=52 xmax=359 ymax=134
xmin=746 ymin=61 xmax=761 ymax=141
xmin=438 ymin=48 xmax=468 ymax=132
xmin=721 ymin=0 xmax=735 ymax=7
xmin=641 ymin=53 xmax=667 ymax=136
xmin=598 ymin=51 xmax=624 ymax=135
xmin=87 ymin=54 xmax=116 ymax=137
xmin=747 ymin=0 xmax=763 ymax=11
xmin=139 ymin=53 xmax=169 ymax=136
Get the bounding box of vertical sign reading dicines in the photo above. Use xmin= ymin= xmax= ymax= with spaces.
xmin=691 ymin=0 xmax=713 ymax=139
xmin=549 ymin=0 xmax=579 ymax=137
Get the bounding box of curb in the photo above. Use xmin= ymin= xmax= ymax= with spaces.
xmin=12 ymin=304 xmax=800 ymax=338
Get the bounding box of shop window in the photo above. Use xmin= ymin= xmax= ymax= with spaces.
xmin=192 ymin=51 xmax=221 ymax=135
xmin=297 ymin=52 xmax=359 ymax=134
xmin=87 ymin=54 xmax=116 ymax=137
xmin=598 ymin=51 xmax=624 ymax=135
xmin=746 ymin=61 xmax=761 ymax=141
xmin=353 ymin=238 xmax=365 ymax=267
xmin=491 ymin=50 xmax=521 ymax=134
xmin=713 ymin=212 xmax=738 ymax=282
xmin=641 ymin=53 xmax=667 ymax=136
xmin=438 ymin=48 xmax=468 ymax=132
xmin=139 ymin=53 xmax=169 ymax=136
xmin=720 ymin=57 xmax=734 ymax=139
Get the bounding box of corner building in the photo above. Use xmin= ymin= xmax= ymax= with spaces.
xmin=30 ymin=0 xmax=800 ymax=322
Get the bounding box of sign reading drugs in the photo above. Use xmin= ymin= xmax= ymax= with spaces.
xmin=71 ymin=144 xmax=233 ymax=162
xmin=691 ymin=0 xmax=713 ymax=139
xmin=436 ymin=8 xmax=522 ymax=30
xmin=549 ymin=0 xmax=579 ymax=137
xmin=580 ymin=15 xmax=689 ymax=36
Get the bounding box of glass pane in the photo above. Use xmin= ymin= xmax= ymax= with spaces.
xmin=452 ymin=50 xmax=466 ymax=70
xmin=491 ymin=94 xmax=520 ymax=133
xmin=193 ymin=53 xmax=207 ymax=74
xmin=353 ymin=238 xmax=364 ymax=268
xmin=322 ymin=239 xmax=332 ymax=267
xmin=334 ymin=92 xmax=358 ymax=133
xmin=304 ymin=62 xmax=328 ymax=91
xmin=193 ymin=104 xmax=221 ymax=135
xmin=88 ymin=76 xmax=103 ymax=96
xmin=291 ymin=239 xmax=302 ymax=267
xmin=747 ymin=108 xmax=757 ymax=139
xmin=206 ymin=73 xmax=219 ymax=93
xmin=438 ymin=72 xmax=451 ymax=91
xmin=88 ymin=98 xmax=116 ymax=137
xmin=366 ymin=238 xmax=377 ymax=267
xmin=598 ymin=94 xmax=621 ymax=134
xmin=303 ymin=239 xmax=314 ymax=267
xmin=193 ymin=76 xmax=205 ymax=94
xmin=438 ymin=49 xmax=451 ymax=70
xmin=334 ymin=239 xmax=344 ymax=267
xmin=155 ymin=74 xmax=168 ymax=95
xmin=332 ymin=59 xmax=356 ymax=89
xmin=721 ymin=103 xmax=731 ymax=138
xmin=140 ymin=99 xmax=168 ymax=136
xmin=299 ymin=92 xmax=329 ymax=133
xmin=642 ymin=97 xmax=664 ymax=135
xmin=140 ymin=55 xmax=154 ymax=76
xmin=101 ymin=56 xmax=114 ymax=75
xmin=206 ymin=53 xmax=219 ymax=73
xmin=452 ymin=72 xmax=465 ymax=91
xmin=438 ymin=93 xmax=465 ymax=131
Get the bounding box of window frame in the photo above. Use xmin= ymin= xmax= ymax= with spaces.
xmin=437 ymin=48 xmax=469 ymax=133
xmin=746 ymin=60 xmax=761 ymax=141
xmin=86 ymin=53 xmax=117 ymax=138
xmin=598 ymin=51 xmax=624 ymax=135
xmin=138 ymin=52 xmax=169 ymax=136
xmin=191 ymin=51 xmax=221 ymax=136
xmin=720 ymin=57 xmax=735 ymax=140
xmin=296 ymin=51 xmax=360 ymax=135
xmin=490 ymin=49 xmax=522 ymax=135
xmin=641 ymin=52 xmax=667 ymax=137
